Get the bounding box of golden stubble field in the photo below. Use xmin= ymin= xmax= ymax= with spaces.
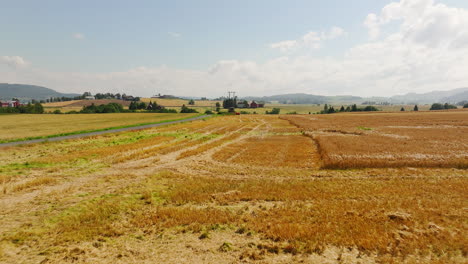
xmin=0 ymin=113 xmax=466 ymax=263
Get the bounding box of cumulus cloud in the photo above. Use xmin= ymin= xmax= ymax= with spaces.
xmin=0 ymin=56 xmax=30 ymax=68
xmin=72 ymin=33 xmax=85 ymax=40
xmin=270 ymin=26 xmax=346 ymax=52
xmin=2 ymin=0 xmax=468 ymax=98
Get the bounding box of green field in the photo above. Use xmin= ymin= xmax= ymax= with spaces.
xmin=0 ymin=113 xmax=197 ymax=141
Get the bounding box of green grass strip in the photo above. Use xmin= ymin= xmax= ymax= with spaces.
xmin=0 ymin=114 xmax=210 ymax=144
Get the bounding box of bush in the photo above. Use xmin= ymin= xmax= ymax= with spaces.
xmin=204 ymin=110 xmax=214 ymax=115
xmin=53 ymin=109 xmax=62 ymax=114
xmin=180 ymin=104 xmax=198 ymax=113
xmin=0 ymin=107 xmax=19 ymax=113
xmin=266 ymin=108 xmax=281 ymax=115
xmin=148 ymin=108 xmax=177 ymax=113
xmin=81 ymin=103 xmax=124 ymax=113
xmin=363 ymin=106 xmax=379 ymax=112
xmin=430 ymin=103 xmax=457 ymax=110
xmin=0 ymin=102 xmax=44 ymax=114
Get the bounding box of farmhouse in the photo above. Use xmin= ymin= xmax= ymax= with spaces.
xmin=250 ymin=101 xmax=259 ymax=108
xmin=0 ymin=100 xmax=20 ymax=107
xmin=84 ymin=96 xmax=95 ymax=100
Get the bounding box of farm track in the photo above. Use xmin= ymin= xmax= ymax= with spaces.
xmin=0 ymin=115 xmax=209 ymax=148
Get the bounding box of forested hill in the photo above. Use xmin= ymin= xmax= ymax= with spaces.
xmin=0 ymin=83 xmax=79 ymax=101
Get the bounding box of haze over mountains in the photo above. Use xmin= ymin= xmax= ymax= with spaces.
xmin=1 ymin=83 xmax=467 ymax=105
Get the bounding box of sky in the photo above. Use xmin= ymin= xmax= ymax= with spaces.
xmin=1 ymin=0 xmax=468 ymax=98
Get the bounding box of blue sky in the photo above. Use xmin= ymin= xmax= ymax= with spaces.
xmin=1 ymin=0 xmax=392 ymax=71
xmin=1 ymin=0 xmax=468 ymax=97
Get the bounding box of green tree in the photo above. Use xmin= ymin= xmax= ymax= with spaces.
xmin=180 ymin=104 xmax=198 ymax=113
xmin=444 ymin=103 xmax=457 ymax=109
xmin=430 ymin=103 xmax=444 ymax=110
xmin=414 ymin=105 xmax=419 ymax=111
xmin=400 ymin=107 xmax=405 ymax=111
xmin=137 ymin=102 xmax=147 ymax=110
xmin=188 ymin=99 xmax=195 ymax=105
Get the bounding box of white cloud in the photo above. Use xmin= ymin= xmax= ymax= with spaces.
xmin=270 ymin=40 xmax=298 ymax=52
xmin=270 ymin=26 xmax=346 ymax=52
xmin=168 ymin=32 xmax=181 ymax=38
xmin=0 ymin=56 xmax=30 ymax=68
xmin=2 ymin=0 xmax=468 ymax=98
xmin=72 ymin=33 xmax=85 ymax=40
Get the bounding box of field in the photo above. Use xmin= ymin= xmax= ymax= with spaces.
xmin=140 ymin=98 xmax=221 ymax=107
xmin=0 ymin=113 xmax=197 ymax=142
xmin=283 ymin=111 xmax=468 ymax=169
xmin=0 ymin=112 xmax=466 ymax=263
xmin=43 ymin=98 xmax=435 ymax=115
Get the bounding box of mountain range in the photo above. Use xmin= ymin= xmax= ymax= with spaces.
xmin=245 ymin=88 xmax=468 ymax=105
xmin=1 ymin=83 xmax=467 ymax=105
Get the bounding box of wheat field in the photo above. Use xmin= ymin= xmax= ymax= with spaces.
xmin=0 ymin=113 xmax=466 ymax=263
xmin=282 ymin=111 xmax=468 ymax=169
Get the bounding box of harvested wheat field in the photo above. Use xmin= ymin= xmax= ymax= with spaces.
xmin=0 ymin=113 xmax=467 ymax=263
xmin=283 ymin=111 xmax=468 ymax=169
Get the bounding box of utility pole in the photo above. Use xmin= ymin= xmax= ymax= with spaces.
xmin=228 ymin=91 xmax=236 ymax=99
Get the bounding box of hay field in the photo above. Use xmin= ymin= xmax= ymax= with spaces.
xmin=0 ymin=114 xmax=466 ymax=263
xmin=141 ymin=98 xmax=221 ymax=107
xmin=0 ymin=113 xmax=196 ymax=141
xmin=283 ymin=111 xmax=468 ymax=169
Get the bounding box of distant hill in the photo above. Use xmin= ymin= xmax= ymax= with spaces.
xmin=440 ymin=90 xmax=468 ymax=104
xmin=388 ymin=88 xmax=468 ymax=104
xmin=243 ymin=88 xmax=468 ymax=105
xmin=0 ymin=83 xmax=79 ymax=102
xmin=243 ymin=93 xmax=364 ymax=104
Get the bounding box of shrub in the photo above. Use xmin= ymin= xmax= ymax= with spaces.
xmin=266 ymin=108 xmax=281 ymax=115
xmin=204 ymin=110 xmax=214 ymax=115
xmin=0 ymin=103 xmax=44 ymax=114
xmin=430 ymin=103 xmax=457 ymax=110
xmin=180 ymin=104 xmax=198 ymax=113
xmin=149 ymin=108 xmax=177 ymax=113
xmin=81 ymin=103 xmax=124 ymax=113
xmin=363 ymin=106 xmax=379 ymax=112
xmin=53 ymin=109 xmax=62 ymax=114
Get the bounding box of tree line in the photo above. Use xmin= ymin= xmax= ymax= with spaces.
xmin=0 ymin=102 xmax=44 ymax=114
xmin=320 ymin=104 xmax=379 ymax=114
